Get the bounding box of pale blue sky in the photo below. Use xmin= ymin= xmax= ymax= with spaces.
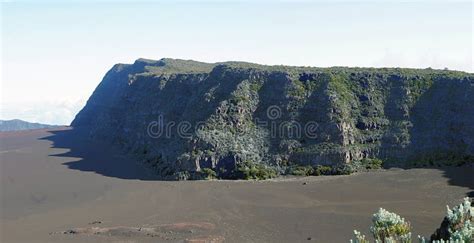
xmin=1 ymin=1 xmax=472 ymax=125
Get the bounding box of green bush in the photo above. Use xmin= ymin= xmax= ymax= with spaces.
xmin=439 ymin=197 xmax=473 ymax=242
xmin=361 ymin=158 xmax=383 ymax=170
xmin=201 ymin=168 xmax=217 ymax=180
xmin=314 ymin=165 xmax=333 ymax=176
xmin=287 ymin=164 xmax=354 ymax=176
xmin=332 ymin=164 xmax=354 ymax=175
xmin=234 ymin=161 xmax=277 ymax=180
xmin=352 ymin=230 xmax=369 ymax=243
xmin=351 ymin=208 xmax=412 ymax=243
xmin=352 ymin=198 xmax=473 ymax=243
xmin=249 ymin=83 xmax=262 ymax=92
xmin=289 ymin=165 xmax=314 ymax=176
xmin=371 ymin=208 xmax=411 ymax=242
xmin=287 ymin=165 xmax=334 ymax=176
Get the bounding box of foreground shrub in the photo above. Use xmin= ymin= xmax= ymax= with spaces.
xmin=352 ymin=230 xmax=369 ymax=243
xmin=371 ymin=208 xmax=411 ymax=242
xmin=425 ymin=197 xmax=473 ymax=243
xmin=445 ymin=197 xmax=473 ymax=242
xmin=351 ymin=207 xmax=411 ymax=243
xmin=351 ymin=198 xmax=473 ymax=243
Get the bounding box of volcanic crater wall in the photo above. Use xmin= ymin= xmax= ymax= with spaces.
xmin=72 ymin=58 xmax=474 ymax=179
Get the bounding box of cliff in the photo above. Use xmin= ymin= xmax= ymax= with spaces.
xmin=72 ymin=58 xmax=474 ymax=179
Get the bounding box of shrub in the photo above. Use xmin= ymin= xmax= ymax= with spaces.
xmin=289 ymin=165 xmax=314 ymax=176
xmin=351 ymin=230 xmax=369 ymax=243
xmin=352 ymin=198 xmax=473 ymax=243
xmin=350 ymin=208 xmax=412 ymax=243
xmin=370 ymin=208 xmax=411 ymax=243
xmin=339 ymin=158 xmax=383 ymax=174
xmin=332 ymin=164 xmax=354 ymax=175
xmin=314 ymin=165 xmax=333 ymax=176
xmin=234 ymin=161 xmax=277 ymax=180
xmin=361 ymin=158 xmax=383 ymax=170
xmin=176 ymin=171 xmax=190 ymax=180
xmin=201 ymin=168 xmax=217 ymax=180
xmin=435 ymin=197 xmax=473 ymax=242
xmin=249 ymin=83 xmax=262 ymax=92
xmin=287 ymin=165 xmax=334 ymax=176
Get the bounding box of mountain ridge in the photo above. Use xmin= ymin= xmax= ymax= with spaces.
xmin=0 ymin=119 xmax=59 ymax=132
xmin=72 ymin=58 xmax=474 ymax=180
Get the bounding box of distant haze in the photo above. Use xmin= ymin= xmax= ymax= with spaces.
xmin=0 ymin=119 xmax=58 ymax=131
xmin=1 ymin=1 xmax=472 ymax=125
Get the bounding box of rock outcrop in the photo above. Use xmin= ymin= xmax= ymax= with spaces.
xmin=72 ymin=58 xmax=474 ymax=179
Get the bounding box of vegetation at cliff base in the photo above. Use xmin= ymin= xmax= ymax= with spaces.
xmin=231 ymin=161 xmax=277 ymax=180
xmin=288 ymin=165 xmax=336 ymax=176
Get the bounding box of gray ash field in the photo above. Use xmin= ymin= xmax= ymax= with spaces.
xmin=1 ymin=128 xmax=472 ymax=242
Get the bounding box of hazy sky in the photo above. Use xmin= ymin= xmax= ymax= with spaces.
xmin=1 ymin=1 xmax=472 ymax=125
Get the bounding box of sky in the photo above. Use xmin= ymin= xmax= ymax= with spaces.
xmin=1 ymin=1 xmax=472 ymax=125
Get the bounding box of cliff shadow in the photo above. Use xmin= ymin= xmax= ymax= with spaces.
xmin=40 ymin=127 xmax=160 ymax=181
xmin=439 ymin=165 xmax=474 ymax=198
xmin=400 ymin=78 xmax=474 ymax=197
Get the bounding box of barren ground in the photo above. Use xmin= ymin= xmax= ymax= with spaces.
xmin=1 ymin=127 xmax=472 ymax=242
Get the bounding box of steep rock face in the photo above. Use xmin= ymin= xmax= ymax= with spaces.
xmin=72 ymin=58 xmax=474 ymax=179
